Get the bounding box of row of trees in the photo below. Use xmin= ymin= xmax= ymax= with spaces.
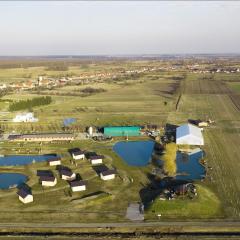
xmin=9 ymin=96 xmax=52 ymax=111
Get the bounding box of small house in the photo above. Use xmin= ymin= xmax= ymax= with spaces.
xmin=59 ymin=168 xmax=76 ymax=181
xmin=70 ymin=180 xmax=87 ymax=192
xmin=100 ymin=169 xmax=116 ymax=181
xmin=40 ymin=175 xmax=57 ymax=187
xmin=72 ymin=150 xmax=85 ymax=160
xmin=17 ymin=188 xmax=33 ymax=204
xmin=48 ymin=157 xmax=61 ymax=166
xmin=89 ymin=155 xmax=103 ymax=165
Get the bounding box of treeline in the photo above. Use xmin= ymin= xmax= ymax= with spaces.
xmin=80 ymin=87 xmax=106 ymax=94
xmin=45 ymin=64 xmax=69 ymax=71
xmin=9 ymin=96 xmax=52 ymax=111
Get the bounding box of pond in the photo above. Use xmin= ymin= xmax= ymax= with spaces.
xmin=176 ymin=149 xmax=205 ymax=181
xmin=0 ymin=154 xmax=59 ymax=166
xmin=113 ymin=141 xmax=155 ymax=166
xmin=0 ymin=173 xmax=28 ymax=189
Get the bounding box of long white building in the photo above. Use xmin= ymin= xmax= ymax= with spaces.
xmin=176 ymin=123 xmax=204 ymax=146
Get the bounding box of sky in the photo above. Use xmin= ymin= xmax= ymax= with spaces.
xmin=0 ymin=1 xmax=240 ymax=55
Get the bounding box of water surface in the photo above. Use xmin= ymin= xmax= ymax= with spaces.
xmin=0 ymin=154 xmax=59 ymax=166
xmin=113 ymin=141 xmax=154 ymax=166
xmin=176 ymin=149 xmax=205 ymax=181
xmin=0 ymin=173 xmax=28 ymax=189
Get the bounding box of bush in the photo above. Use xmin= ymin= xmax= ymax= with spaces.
xmin=80 ymin=87 xmax=106 ymax=94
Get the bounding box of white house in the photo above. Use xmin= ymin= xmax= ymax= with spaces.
xmin=17 ymin=188 xmax=33 ymax=204
xmin=100 ymin=169 xmax=116 ymax=181
xmin=72 ymin=150 xmax=85 ymax=160
xmin=48 ymin=158 xmax=61 ymax=166
xmin=60 ymin=169 xmax=76 ymax=181
xmin=13 ymin=112 xmax=38 ymax=123
xmin=70 ymin=180 xmax=87 ymax=192
xmin=176 ymin=123 xmax=204 ymax=146
xmin=40 ymin=175 xmax=57 ymax=187
xmin=89 ymin=155 xmax=103 ymax=165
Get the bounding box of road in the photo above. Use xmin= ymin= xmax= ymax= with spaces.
xmin=0 ymin=221 xmax=239 ymax=229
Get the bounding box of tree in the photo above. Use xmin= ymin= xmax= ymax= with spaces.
xmin=162 ymin=143 xmax=177 ymax=176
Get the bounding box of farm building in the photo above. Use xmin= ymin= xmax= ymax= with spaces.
xmin=70 ymin=180 xmax=87 ymax=192
xmin=48 ymin=158 xmax=61 ymax=166
xmin=176 ymin=124 xmax=204 ymax=146
xmin=13 ymin=112 xmax=38 ymax=123
xmin=100 ymin=169 xmax=116 ymax=181
xmin=17 ymin=187 xmax=33 ymax=204
xmin=39 ymin=175 xmax=57 ymax=187
xmin=8 ymin=133 xmax=74 ymax=142
xmin=103 ymin=126 xmax=141 ymax=137
xmin=89 ymin=155 xmax=103 ymax=165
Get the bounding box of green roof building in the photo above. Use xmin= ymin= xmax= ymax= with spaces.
xmin=103 ymin=126 xmax=141 ymax=137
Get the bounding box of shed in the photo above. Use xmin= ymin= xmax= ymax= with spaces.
xmin=103 ymin=126 xmax=141 ymax=137
xmin=72 ymin=150 xmax=85 ymax=160
xmin=59 ymin=168 xmax=76 ymax=181
xmin=39 ymin=175 xmax=57 ymax=187
xmin=70 ymin=180 xmax=87 ymax=192
xmin=48 ymin=157 xmax=61 ymax=166
xmin=89 ymin=155 xmax=104 ymax=165
xmin=176 ymin=124 xmax=204 ymax=146
xmin=100 ymin=169 xmax=116 ymax=181
xmin=17 ymin=187 xmax=33 ymax=204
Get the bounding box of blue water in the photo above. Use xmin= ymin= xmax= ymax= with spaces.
xmin=0 ymin=154 xmax=59 ymax=166
xmin=113 ymin=141 xmax=155 ymax=166
xmin=0 ymin=173 xmax=28 ymax=189
xmin=176 ymin=150 xmax=205 ymax=181
xmin=63 ymin=118 xmax=76 ymax=127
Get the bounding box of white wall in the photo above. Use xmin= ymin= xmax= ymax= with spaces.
xmin=49 ymin=160 xmax=61 ymax=166
xmin=42 ymin=178 xmax=57 ymax=186
xmin=61 ymin=173 xmax=76 ymax=181
xmin=19 ymin=194 xmax=33 ymax=204
xmin=176 ymin=135 xmax=204 ymax=145
xmin=71 ymin=185 xmax=86 ymax=192
xmin=72 ymin=154 xmax=85 ymax=160
xmin=100 ymin=174 xmax=115 ymax=181
xmin=91 ymin=159 xmax=103 ymax=165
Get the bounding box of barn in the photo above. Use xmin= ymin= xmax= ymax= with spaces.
xmin=176 ymin=124 xmax=204 ymax=146
xmin=103 ymin=126 xmax=141 ymax=137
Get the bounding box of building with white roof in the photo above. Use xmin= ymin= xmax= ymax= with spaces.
xmin=13 ymin=112 xmax=38 ymax=123
xmin=176 ymin=123 xmax=204 ymax=146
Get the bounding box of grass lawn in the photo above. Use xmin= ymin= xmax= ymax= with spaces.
xmin=145 ymin=184 xmax=222 ymax=220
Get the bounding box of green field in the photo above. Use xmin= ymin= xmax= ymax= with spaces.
xmin=0 ymin=60 xmax=240 ymax=223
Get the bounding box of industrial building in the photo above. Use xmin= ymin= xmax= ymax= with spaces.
xmin=103 ymin=126 xmax=141 ymax=137
xmin=176 ymin=124 xmax=204 ymax=146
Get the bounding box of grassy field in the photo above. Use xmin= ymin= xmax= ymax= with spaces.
xmin=145 ymin=184 xmax=222 ymax=219
xmin=0 ymin=61 xmax=239 ymax=222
